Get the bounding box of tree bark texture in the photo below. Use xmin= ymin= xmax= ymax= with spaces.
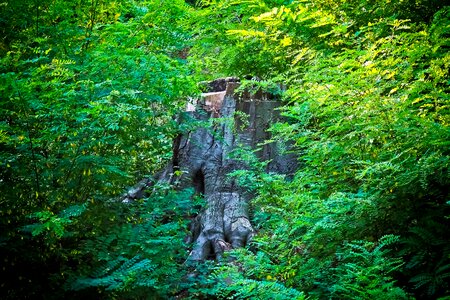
xmin=124 ymin=78 xmax=296 ymax=261
xmin=177 ymin=78 xmax=297 ymax=261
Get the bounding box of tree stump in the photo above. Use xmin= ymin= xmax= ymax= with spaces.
xmin=170 ymin=78 xmax=296 ymax=261
xmin=123 ymin=77 xmax=296 ymax=261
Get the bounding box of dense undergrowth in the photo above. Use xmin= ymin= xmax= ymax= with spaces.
xmin=1 ymin=0 xmax=449 ymax=299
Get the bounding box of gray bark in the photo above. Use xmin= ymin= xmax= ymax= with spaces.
xmin=123 ymin=78 xmax=296 ymax=261
xmin=172 ymin=78 xmax=296 ymax=261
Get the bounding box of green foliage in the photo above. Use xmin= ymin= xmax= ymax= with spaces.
xmin=23 ymin=204 xmax=87 ymax=239
xmin=0 ymin=0 xmax=197 ymax=298
xmin=73 ymin=255 xmax=156 ymax=292
xmin=236 ymin=78 xmax=284 ymax=97
xmin=210 ymin=269 xmax=305 ymax=300
xmin=329 ymin=235 xmax=408 ymax=299
xmin=401 ymin=219 xmax=450 ymax=297
xmin=186 ymin=250 xmax=304 ymax=299
xmin=188 ymin=0 xmax=297 ymax=78
xmin=191 ymin=1 xmax=450 ymax=299
xmin=66 ymin=187 xmax=197 ymax=299
xmin=2 ymin=0 xmax=450 ymax=299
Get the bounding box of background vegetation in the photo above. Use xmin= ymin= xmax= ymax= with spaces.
xmin=1 ymin=0 xmax=449 ymax=299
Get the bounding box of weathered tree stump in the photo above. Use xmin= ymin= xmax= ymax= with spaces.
xmin=123 ymin=77 xmax=296 ymax=261
xmin=172 ymin=78 xmax=296 ymax=261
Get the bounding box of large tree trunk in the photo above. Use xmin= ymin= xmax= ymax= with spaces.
xmin=174 ymin=78 xmax=297 ymax=261
xmin=124 ymin=78 xmax=296 ymax=261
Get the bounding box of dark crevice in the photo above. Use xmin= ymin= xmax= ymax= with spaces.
xmin=192 ymin=169 xmax=205 ymax=195
xmin=172 ymin=134 xmax=182 ymax=173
